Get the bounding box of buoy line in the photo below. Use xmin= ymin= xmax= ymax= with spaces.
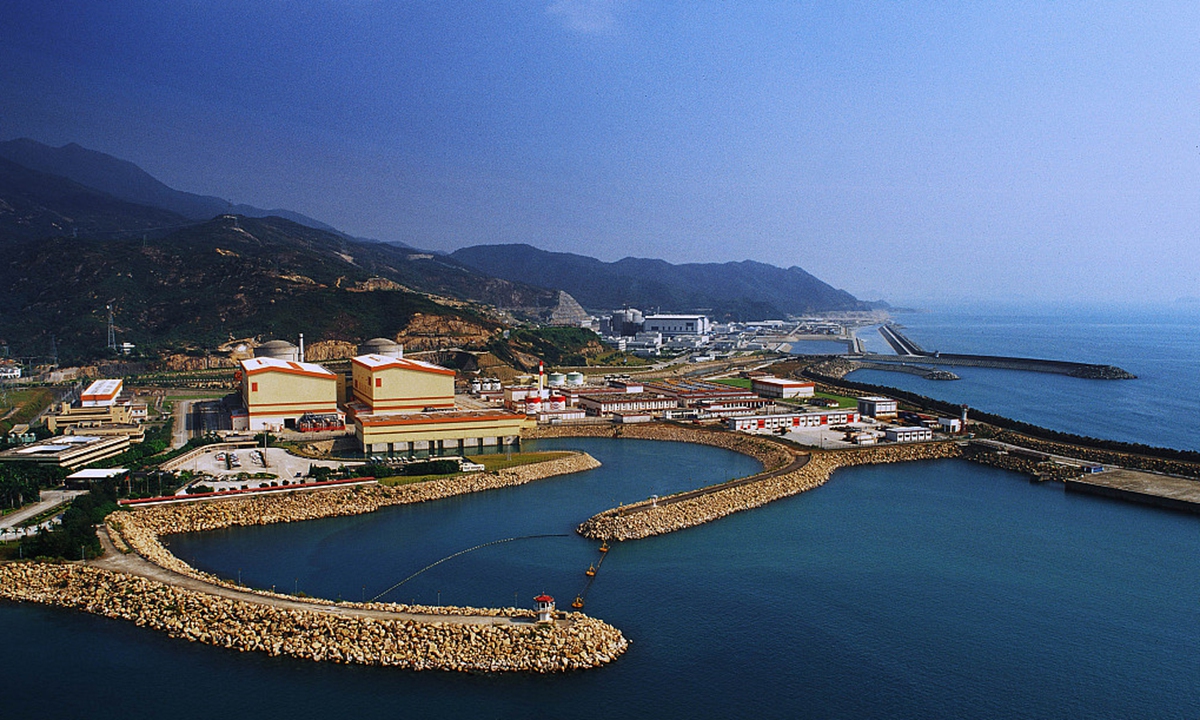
xmin=370 ymin=534 xmax=571 ymax=602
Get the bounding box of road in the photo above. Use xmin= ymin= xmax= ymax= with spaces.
xmin=91 ymin=526 xmax=547 ymax=626
xmin=171 ymin=399 xmax=191 ymax=448
xmin=0 ymin=489 xmax=87 ymax=540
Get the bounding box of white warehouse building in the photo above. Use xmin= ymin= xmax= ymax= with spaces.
xmin=884 ymin=426 xmax=933 ymax=443
xmin=643 ymin=314 xmax=711 ymax=337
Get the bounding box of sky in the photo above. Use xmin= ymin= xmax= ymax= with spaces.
xmin=1 ymin=1 xmax=1197 ymax=305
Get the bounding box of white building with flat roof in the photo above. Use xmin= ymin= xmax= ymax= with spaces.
xmin=884 ymin=426 xmax=933 ymax=443
xmin=751 ymin=377 xmax=816 ymax=399
xmin=81 ymin=379 xmax=123 ymax=407
xmin=857 ymin=396 xmax=898 ymax=418
xmin=643 ymin=314 xmax=711 ymax=337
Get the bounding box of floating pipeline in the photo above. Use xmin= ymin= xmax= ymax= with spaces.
xmin=576 ymin=440 xmax=964 ymax=541
xmin=108 ymin=451 xmax=603 ymax=619
xmin=0 ymin=563 xmax=627 ymax=673
xmin=1 ymin=451 xmax=631 ymax=672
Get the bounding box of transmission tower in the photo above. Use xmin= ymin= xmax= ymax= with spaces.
xmin=107 ymin=304 xmax=117 ymax=351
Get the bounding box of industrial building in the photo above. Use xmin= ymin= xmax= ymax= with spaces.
xmin=349 ymin=354 xmax=455 ymax=413
xmin=342 ymin=352 xmax=528 ymax=453
xmin=646 ymin=379 xmax=771 ymax=415
xmin=938 ymin=417 xmax=963 ymax=433
xmin=239 ymin=357 xmax=339 ymax=431
xmin=607 ymin=308 xmax=645 ymax=336
xmin=46 ymin=379 xmax=148 ymax=440
xmin=728 ymin=409 xmax=858 ymax=433
xmin=884 ymin=426 xmax=934 ymax=443
xmin=751 ymin=377 xmax=816 ymax=399
xmin=857 ymin=396 xmax=899 ymax=419
xmin=577 ymin=392 xmax=679 ymax=416
xmin=352 ymin=409 xmax=528 ymax=455
xmin=0 ymin=434 xmax=131 ymax=469
xmin=643 ymin=314 xmax=711 ymax=337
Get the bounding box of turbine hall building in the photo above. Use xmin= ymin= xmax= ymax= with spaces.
xmin=345 ymin=353 xmax=528 ymax=454
xmin=239 ymin=357 xmax=340 ymax=431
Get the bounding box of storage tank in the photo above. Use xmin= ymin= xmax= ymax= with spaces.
xmin=566 ymin=371 xmax=585 ymax=386
xmin=255 ymin=340 xmax=300 ymax=362
xmin=547 ymin=372 xmax=567 ymax=387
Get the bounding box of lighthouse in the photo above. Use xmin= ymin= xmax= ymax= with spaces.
xmin=534 ymin=594 xmax=556 ymax=624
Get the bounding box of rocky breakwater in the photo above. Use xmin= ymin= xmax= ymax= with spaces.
xmin=0 ymin=563 xmax=627 ymax=672
xmin=109 ymin=452 xmax=602 ymax=617
xmin=530 ymin=422 xmax=795 ymax=472
xmin=579 ymin=441 xmax=963 ymax=541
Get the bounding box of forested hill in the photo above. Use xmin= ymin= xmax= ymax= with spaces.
xmin=0 ymin=215 xmax=562 ymax=360
xmin=450 ymin=243 xmax=869 ymax=320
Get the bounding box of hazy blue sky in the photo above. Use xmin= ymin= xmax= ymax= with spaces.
xmin=2 ymin=1 xmax=1196 ymax=304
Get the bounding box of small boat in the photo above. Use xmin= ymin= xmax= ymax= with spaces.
xmin=599 ymin=542 xmax=609 ymax=553
xmin=585 ymin=564 xmax=596 ymax=577
xmin=571 ymin=596 xmax=584 ymax=609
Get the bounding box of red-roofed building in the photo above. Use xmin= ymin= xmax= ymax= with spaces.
xmin=350 ymin=353 xmax=456 ymax=413
xmin=239 ymin=357 xmax=339 ymax=431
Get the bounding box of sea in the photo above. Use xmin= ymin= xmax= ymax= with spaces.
xmin=4 ymin=302 xmax=1200 ymax=719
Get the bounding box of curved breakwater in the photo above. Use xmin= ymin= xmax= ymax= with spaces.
xmin=110 ymin=451 xmax=603 ymax=601
xmin=1 ymin=451 xmax=632 ymax=673
xmin=529 ymin=422 xmax=962 ymax=541
xmin=0 ymin=563 xmax=626 ymax=672
xmin=579 ymin=441 xmax=963 ymax=541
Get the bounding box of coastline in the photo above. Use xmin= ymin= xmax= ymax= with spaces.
xmin=0 ymin=450 xmax=631 ymax=673
xmin=530 ymin=422 xmax=963 ymax=541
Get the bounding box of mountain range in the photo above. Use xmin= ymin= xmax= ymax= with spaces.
xmin=0 ymin=139 xmax=871 ymax=360
xmin=451 ymin=244 xmax=871 ymax=319
xmin=0 ymin=138 xmax=339 ymax=233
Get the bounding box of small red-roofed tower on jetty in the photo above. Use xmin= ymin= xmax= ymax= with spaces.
xmin=535 ymin=594 xmax=555 ymax=624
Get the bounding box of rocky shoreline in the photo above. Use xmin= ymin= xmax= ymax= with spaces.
xmin=579 ymin=441 xmax=962 ymax=540
xmin=532 ymin=422 xmax=963 ymax=541
xmin=0 ymin=562 xmax=626 ymax=672
xmin=0 ymin=451 xmax=631 ymax=673
xmin=109 ymin=451 xmax=603 ymax=613
xmin=529 ymin=422 xmax=796 ymax=472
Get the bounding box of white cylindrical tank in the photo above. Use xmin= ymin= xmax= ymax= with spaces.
xmin=566 ymin=372 xmax=585 ymax=386
xmin=548 ymin=372 xmax=566 ymax=387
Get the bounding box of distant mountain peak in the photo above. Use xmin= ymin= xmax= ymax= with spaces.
xmin=0 ymin=137 xmax=340 ymax=234
xmin=450 ymin=243 xmax=867 ymax=320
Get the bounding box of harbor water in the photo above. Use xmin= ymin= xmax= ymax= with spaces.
xmin=850 ymin=303 xmax=1200 ymax=451
xmin=5 ymin=304 xmax=1200 ymax=718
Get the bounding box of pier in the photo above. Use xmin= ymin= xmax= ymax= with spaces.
xmin=862 ymin=324 xmax=1136 ymax=379
xmin=1065 ymin=470 xmax=1200 ymax=514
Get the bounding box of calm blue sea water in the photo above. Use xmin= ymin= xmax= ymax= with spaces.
xmin=4 ymin=305 xmax=1200 ymax=719
xmin=788 ymin=339 xmax=853 ymax=355
xmin=851 ymin=303 xmax=1200 ymax=451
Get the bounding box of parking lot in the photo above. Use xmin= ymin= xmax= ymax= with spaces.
xmin=173 ymin=447 xmax=357 ymax=492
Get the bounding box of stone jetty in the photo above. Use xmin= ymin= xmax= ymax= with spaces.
xmin=530 ymin=422 xmax=796 ymax=471
xmin=0 ymin=451 xmax=630 ymax=672
xmin=532 ymin=422 xmax=963 ymax=541
xmin=109 ymin=451 xmax=602 ymax=604
xmin=0 ymin=562 xmax=627 ymax=672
